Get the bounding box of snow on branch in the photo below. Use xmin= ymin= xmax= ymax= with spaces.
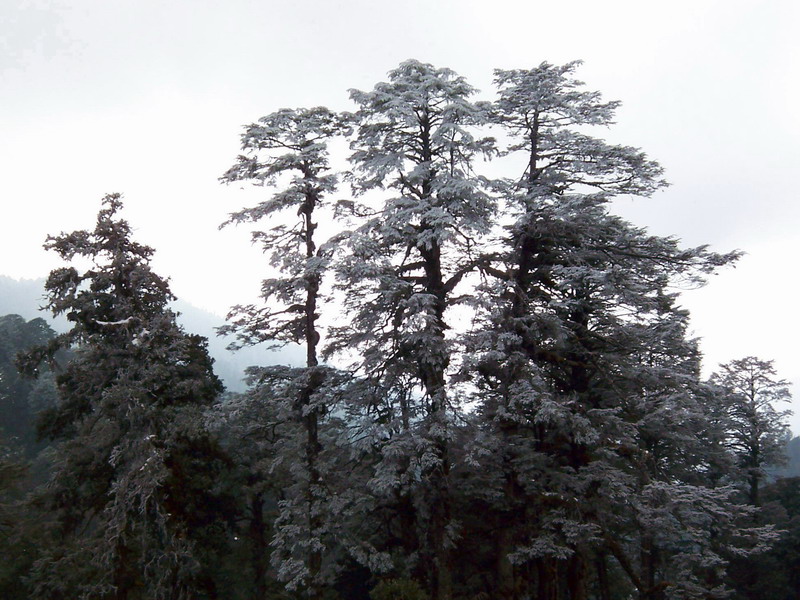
xmin=95 ymin=317 xmax=135 ymax=326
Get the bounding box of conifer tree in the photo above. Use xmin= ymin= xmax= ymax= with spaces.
xmin=1 ymin=60 xmax=789 ymax=600
xmin=220 ymin=107 xmax=351 ymax=598
xmin=328 ymin=59 xmax=494 ymax=600
xmin=20 ymin=195 xmax=228 ymax=600
xmin=0 ymin=314 xmax=58 ymax=458
xmin=710 ymin=357 xmax=792 ymax=506
xmin=0 ymin=315 xmax=58 ymax=598
xmin=465 ymin=61 xmax=755 ymax=599
xmin=215 ymin=60 xmax=779 ymax=600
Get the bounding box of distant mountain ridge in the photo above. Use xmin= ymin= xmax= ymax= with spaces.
xmin=0 ymin=274 xmax=303 ymax=391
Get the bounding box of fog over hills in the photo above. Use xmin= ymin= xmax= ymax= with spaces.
xmin=0 ymin=274 xmax=303 ymax=391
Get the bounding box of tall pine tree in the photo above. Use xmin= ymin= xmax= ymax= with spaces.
xmin=220 ymin=107 xmax=353 ymax=598
xmin=20 ymin=195 xmax=228 ymax=600
xmin=464 ymin=61 xmax=758 ymax=600
xmin=328 ymin=59 xmax=494 ymax=600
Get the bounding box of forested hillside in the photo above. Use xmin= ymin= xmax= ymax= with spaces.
xmin=1 ymin=60 xmax=797 ymax=600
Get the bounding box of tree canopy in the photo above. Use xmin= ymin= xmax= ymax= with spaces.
xmin=0 ymin=60 xmax=794 ymax=600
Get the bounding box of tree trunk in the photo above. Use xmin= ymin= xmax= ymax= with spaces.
xmin=418 ymin=232 xmax=453 ymax=600
xmin=639 ymin=535 xmax=665 ymax=600
xmin=537 ymin=558 xmax=560 ymax=600
xmin=249 ymin=492 xmax=268 ymax=600
xmin=496 ymin=432 xmax=525 ymax=600
xmin=595 ymin=553 xmax=612 ymax=600
xmin=748 ymin=469 xmax=760 ymax=507
xmin=302 ymin=379 xmax=323 ymax=600
xmin=567 ymin=550 xmax=587 ymax=600
xmin=113 ymin=537 xmax=131 ymax=600
xmin=496 ymin=525 xmax=515 ymax=600
xmin=301 ymin=193 xmax=324 ymax=600
xmin=428 ymin=422 xmax=452 ymax=600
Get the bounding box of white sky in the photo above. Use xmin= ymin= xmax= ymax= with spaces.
xmin=2 ymin=0 xmax=799 ymax=429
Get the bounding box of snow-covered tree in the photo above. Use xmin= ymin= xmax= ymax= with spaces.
xmin=19 ymin=195 xmax=229 ymax=600
xmin=710 ymin=356 xmax=792 ymax=506
xmin=463 ymin=60 xmax=755 ymax=600
xmin=0 ymin=60 xmax=787 ymax=600
xmin=326 ymin=59 xmax=494 ymax=600
xmin=213 ymin=60 xmax=777 ymax=600
xmin=220 ymin=107 xmax=352 ymax=599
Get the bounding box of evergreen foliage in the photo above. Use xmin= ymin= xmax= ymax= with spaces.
xmin=18 ymin=195 xmax=231 ymax=599
xmin=0 ymin=314 xmax=58 ymax=458
xmin=0 ymin=315 xmax=61 ymax=597
xmin=710 ymin=357 xmax=792 ymax=506
xmin=370 ymin=577 xmax=429 ymax=600
xmin=2 ymin=60 xmax=796 ymax=600
xmin=214 ymin=59 xmax=789 ymax=600
xmin=219 ymin=106 xmax=356 ymax=599
xmin=459 ymin=60 xmax=756 ymax=600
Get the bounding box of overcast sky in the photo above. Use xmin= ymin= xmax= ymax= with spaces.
xmin=2 ymin=0 xmax=798 ymax=428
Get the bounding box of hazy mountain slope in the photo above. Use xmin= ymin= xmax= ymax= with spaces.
xmin=0 ymin=275 xmax=69 ymax=330
xmin=172 ymin=298 xmax=304 ymax=391
xmin=0 ymin=275 xmax=303 ymax=391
